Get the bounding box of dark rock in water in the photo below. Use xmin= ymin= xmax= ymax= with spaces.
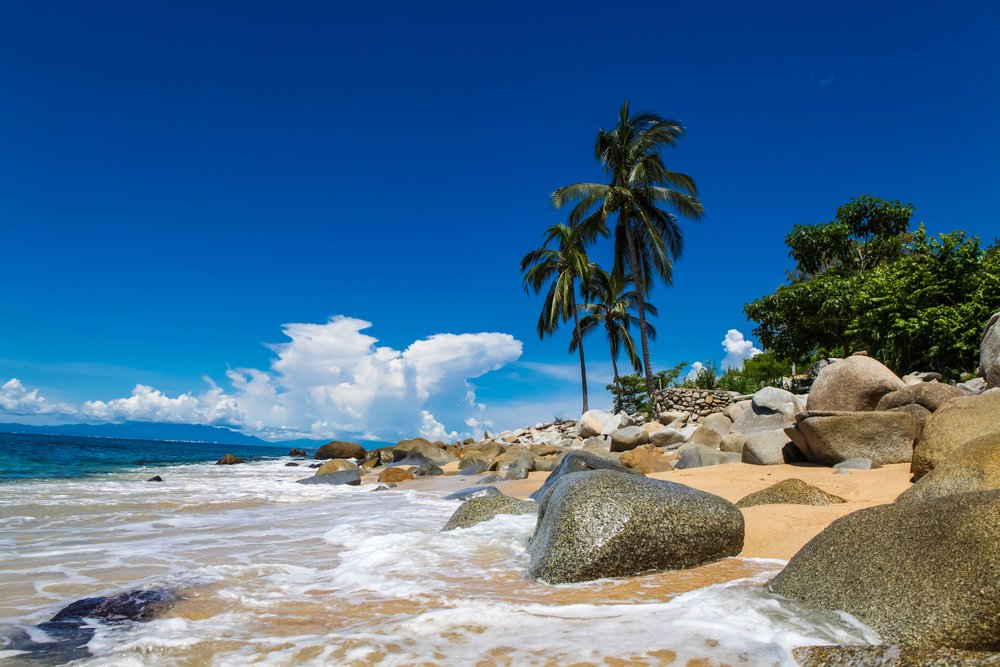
xmin=314 ymin=441 xmax=366 ymax=460
xmin=146 ymin=475 xmax=163 ymax=482
xmin=529 ymin=450 xmax=640 ymax=504
xmin=371 ymin=483 xmax=396 ymax=491
xmin=411 ymin=463 xmax=444 ymax=477
xmin=736 ymin=478 xmax=846 ymax=508
xmin=769 ymin=489 xmax=1000 ymax=650
xmin=527 ymin=470 xmax=744 ymax=584
xmin=215 ymin=453 xmax=244 ymax=465
xmin=478 ymin=474 xmax=503 ymax=484
xmin=284 ymin=462 xmax=300 ymax=467
xmin=444 ymin=485 xmax=501 ymax=501
xmin=294 ymin=469 xmax=360 ymax=486
xmin=308 ymin=463 xmax=322 ymax=469
xmin=288 ymin=448 xmax=307 ymax=457
xmin=7 ymin=588 xmax=176 ymax=664
xmin=442 ymin=494 xmax=536 ymax=530
xmin=792 ymin=644 xmax=1000 ymax=666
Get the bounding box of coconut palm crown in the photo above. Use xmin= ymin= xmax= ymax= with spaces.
xmin=520 ymin=223 xmax=595 ymax=413
xmin=552 ymin=101 xmax=704 ymax=398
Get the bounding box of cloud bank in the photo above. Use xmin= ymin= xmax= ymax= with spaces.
xmin=0 ymin=316 xmax=523 ymax=442
xmin=721 ymin=329 xmax=762 ymax=371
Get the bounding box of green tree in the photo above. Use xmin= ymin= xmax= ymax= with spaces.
xmin=521 ymin=224 xmax=594 ymax=413
xmin=607 ymin=363 xmax=686 ymax=417
xmin=571 ymin=268 xmax=656 ymax=412
xmin=553 ymin=101 xmax=704 ymax=399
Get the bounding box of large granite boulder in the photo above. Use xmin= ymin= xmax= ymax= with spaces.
xmin=741 ymin=430 xmax=804 ymax=465
xmin=315 ymin=458 xmax=359 ymax=476
xmin=648 ymin=426 xmax=693 ymax=449
xmin=899 ymin=433 xmax=1000 ymax=503
xmin=619 ymin=445 xmax=674 ymax=473
xmin=315 ymin=441 xmax=367 ymax=460
xmin=981 ymin=312 xmax=1000 ymax=388
xmin=912 ymin=392 xmax=1000 ymax=480
xmin=576 ymin=410 xmax=623 ymax=438
xmin=702 ymin=413 xmax=733 ymax=437
xmin=442 ymin=494 xmax=536 ymax=531
xmin=793 ymin=411 xmax=919 ymax=465
xmin=527 ymin=470 xmax=744 ymax=583
xmin=529 ymin=450 xmax=640 ymax=503
xmin=731 ymin=387 xmax=802 ymax=435
xmin=295 ymin=468 xmax=361 ymax=485
xmin=876 ymin=382 xmax=964 ymax=413
xmin=736 ymin=478 xmax=845 ymax=508
xmin=807 ymin=356 xmax=906 ymax=412
xmin=609 ymin=426 xmax=649 ymax=452
xmin=673 ymin=443 xmax=741 ymax=469
xmin=769 ymin=489 xmax=1000 ymax=649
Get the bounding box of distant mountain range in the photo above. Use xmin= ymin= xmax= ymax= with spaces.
xmin=0 ymin=421 xmax=328 ymax=449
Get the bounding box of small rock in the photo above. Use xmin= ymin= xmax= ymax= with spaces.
xmin=832 ymin=458 xmax=880 ymax=470
xmin=284 ymin=462 xmax=299 ymax=467
xmin=674 ymin=443 xmax=741 ymax=469
xmin=442 ymin=494 xmax=536 ymax=531
xmin=444 ymin=485 xmax=501 ymax=501
xmin=146 ymin=475 xmax=163 ymax=482
xmin=287 ymin=448 xmax=307 ymax=457
xmin=215 ymin=454 xmax=244 ymax=465
xmin=377 ymin=467 xmax=414 ymax=483
xmin=736 ymin=478 xmax=846 ymax=508
xmin=609 ymin=426 xmax=649 ymax=452
xmin=619 ymin=445 xmax=674 ymax=473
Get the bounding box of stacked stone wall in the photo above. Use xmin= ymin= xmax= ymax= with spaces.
xmin=653 ymin=388 xmax=740 ymax=423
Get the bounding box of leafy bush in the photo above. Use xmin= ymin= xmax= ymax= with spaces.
xmin=606 ymin=363 xmax=686 ymax=416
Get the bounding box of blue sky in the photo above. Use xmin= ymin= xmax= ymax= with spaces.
xmin=2 ymin=0 xmax=998 ymax=441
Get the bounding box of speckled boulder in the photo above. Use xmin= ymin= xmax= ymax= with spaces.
xmin=911 ymin=392 xmax=1000 ymax=480
xmin=314 ymin=441 xmax=366 ymax=460
xmin=807 ymin=356 xmax=906 ymax=412
xmin=769 ymin=490 xmax=1000 ymax=650
xmin=315 ymin=458 xmax=359 ymax=476
xmin=619 ymin=445 xmax=674 ymax=473
xmin=443 ymin=485 xmax=500 ymax=501
xmin=528 ymin=470 xmax=744 ymax=584
xmin=898 ymin=433 xmax=1000 ymax=503
xmin=377 ymin=467 xmax=413 ymax=483
xmin=442 ymin=494 xmax=536 ymax=531
xmin=876 ymin=382 xmax=964 ymax=413
xmin=736 ymin=478 xmax=846 ymax=508
xmin=529 ymin=450 xmax=641 ymax=503
xmin=794 ymin=411 xmax=919 ymax=465
xmin=792 ymin=645 xmax=1000 ymax=667
xmin=741 ymin=430 xmax=804 ymax=465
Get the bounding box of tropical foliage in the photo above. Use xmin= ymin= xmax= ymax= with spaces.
xmin=552 ymin=102 xmax=703 ymax=398
xmin=745 ymin=196 xmax=1000 ymax=379
xmin=606 ymin=364 xmax=687 ymax=417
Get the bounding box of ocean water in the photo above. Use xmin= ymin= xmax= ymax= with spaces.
xmin=0 ymin=435 xmax=878 ymax=665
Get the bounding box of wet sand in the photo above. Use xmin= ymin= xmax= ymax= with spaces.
xmin=378 ymin=461 xmax=914 ymax=560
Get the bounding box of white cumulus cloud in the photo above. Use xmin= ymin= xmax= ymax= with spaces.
xmin=0 ymin=316 xmax=523 ymax=442
xmin=684 ymin=361 xmax=706 ymax=382
xmin=722 ymin=329 xmax=762 ymax=372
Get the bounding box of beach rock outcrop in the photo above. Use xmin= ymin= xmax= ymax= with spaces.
xmin=287 ymin=448 xmax=307 ymax=457
xmin=529 ymin=450 xmax=640 ymax=503
xmin=792 ymin=411 xmax=919 ymax=465
xmin=609 ymin=426 xmax=648 ymax=452
xmin=875 ymin=382 xmax=963 ymax=413
xmin=769 ymin=489 xmax=1000 ymax=650
xmin=981 ymin=312 xmax=1000 ymax=388
xmin=442 ymin=494 xmax=536 ymax=531
xmin=911 ymin=392 xmax=1000 ymax=480
xmin=807 ymin=355 xmax=905 ymax=412
xmin=315 ymin=441 xmax=366 ymax=460
xmin=377 ymin=467 xmax=413 ymax=483
xmin=731 ymin=388 xmax=802 ymax=435
xmin=736 ymin=478 xmax=846 ymax=508
xmin=898 ymin=433 xmax=1000 ymax=502
xmin=215 ymin=453 xmax=244 ymax=465
xmin=618 ymin=445 xmax=674 ymax=473
xmin=741 ymin=430 xmax=803 ymax=465
xmin=527 ymin=470 xmax=744 ymax=584
xmin=673 ymin=443 xmax=741 ymax=469
xmin=576 ymin=410 xmax=623 ymax=438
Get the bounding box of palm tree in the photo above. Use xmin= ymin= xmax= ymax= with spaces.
xmin=552 ymin=101 xmax=704 ymax=398
xmin=571 ymin=268 xmax=657 ymax=412
xmin=521 ymin=224 xmax=594 ymax=413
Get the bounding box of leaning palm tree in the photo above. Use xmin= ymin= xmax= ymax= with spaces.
xmin=571 ymin=268 xmax=657 ymax=412
xmin=552 ymin=101 xmax=704 ymax=398
xmin=521 ymin=224 xmax=594 ymax=413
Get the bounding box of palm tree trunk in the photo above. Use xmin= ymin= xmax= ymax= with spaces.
xmin=610 ymin=349 xmax=620 ymax=413
xmin=570 ymin=289 xmax=589 ymax=413
xmin=624 ymin=219 xmax=656 ymax=399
